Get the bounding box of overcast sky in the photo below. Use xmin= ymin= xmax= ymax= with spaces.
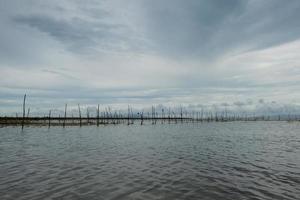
xmin=1 ymin=0 xmax=300 ymax=114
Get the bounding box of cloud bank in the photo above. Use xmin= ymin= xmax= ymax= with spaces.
xmin=1 ymin=0 xmax=300 ymax=114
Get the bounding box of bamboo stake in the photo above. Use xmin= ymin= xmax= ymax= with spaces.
xmin=131 ymin=107 xmax=134 ymax=124
xmin=78 ymin=104 xmax=82 ymax=127
xmin=63 ymin=104 xmax=67 ymax=127
xmin=27 ymin=108 xmax=30 ymax=118
xmin=22 ymin=94 xmax=26 ymax=130
xmin=48 ymin=110 xmax=51 ymax=128
xmin=180 ymin=107 xmax=183 ymax=123
xmin=87 ymin=108 xmax=89 ymax=125
xmin=97 ymin=104 xmax=100 ymax=127
xmin=140 ymin=110 xmax=144 ymax=125
xmin=127 ymin=105 xmax=130 ymax=125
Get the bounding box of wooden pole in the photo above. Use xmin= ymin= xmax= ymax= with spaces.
xmin=127 ymin=105 xmax=130 ymax=125
xmin=22 ymin=94 xmax=26 ymax=130
xmin=78 ymin=104 xmax=82 ymax=127
xmin=152 ymin=106 xmax=154 ymax=124
xmin=131 ymin=108 xmax=134 ymax=124
xmin=180 ymin=107 xmax=183 ymax=123
xmin=141 ymin=110 xmax=144 ymax=125
xmin=87 ymin=108 xmax=89 ymax=125
xmin=63 ymin=104 xmax=67 ymax=127
xmin=27 ymin=108 xmax=30 ymax=118
xmin=97 ymin=104 xmax=100 ymax=127
xmin=168 ymin=107 xmax=171 ymax=124
xmin=48 ymin=110 xmax=51 ymax=128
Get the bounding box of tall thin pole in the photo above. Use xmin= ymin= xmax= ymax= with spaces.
xmin=127 ymin=105 xmax=130 ymax=125
xmin=48 ymin=110 xmax=51 ymax=128
xmin=78 ymin=104 xmax=82 ymax=127
xmin=168 ymin=107 xmax=171 ymax=124
xmin=161 ymin=108 xmax=164 ymax=124
xmin=87 ymin=108 xmax=89 ymax=125
xmin=152 ymin=106 xmax=154 ymax=124
xmin=131 ymin=107 xmax=134 ymax=124
xmin=180 ymin=106 xmax=183 ymax=123
xmin=27 ymin=108 xmax=30 ymax=118
xmin=97 ymin=104 xmax=100 ymax=127
xmin=141 ymin=110 xmax=144 ymax=125
xmin=22 ymin=94 xmax=26 ymax=130
xmin=63 ymin=103 xmax=67 ymax=127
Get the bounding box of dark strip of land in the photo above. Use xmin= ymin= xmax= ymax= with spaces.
xmin=0 ymin=116 xmax=298 ymax=127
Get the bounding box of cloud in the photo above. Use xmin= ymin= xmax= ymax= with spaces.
xmin=135 ymin=0 xmax=300 ymax=60
xmin=0 ymin=0 xmax=300 ymax=114
xmin=12 ymin=14 xmax=141 ymax=54
xmin=41 ymin=69 xmax=81 ymax=81
xmin=134 ymin=0 xmax=247 ymax=59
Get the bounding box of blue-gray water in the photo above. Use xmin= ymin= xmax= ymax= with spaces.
xmin=0 ymin=122 xmax=300 ymax=200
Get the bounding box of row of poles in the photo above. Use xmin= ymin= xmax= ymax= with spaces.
xmin=1 ymin=94 xmax=299 ymax=129
xmin=9 ymin=95 xmax=191 ymax=129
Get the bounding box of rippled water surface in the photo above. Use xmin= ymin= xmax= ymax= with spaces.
xmin=0 ymin=122 xmax=300 ymax=200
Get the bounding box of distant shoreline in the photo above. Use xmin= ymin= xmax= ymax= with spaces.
xmin=1 ymin=116 xmax=299 ymax=128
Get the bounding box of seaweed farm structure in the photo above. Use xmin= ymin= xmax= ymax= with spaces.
xmin=0 ymin=95 xmax=299 ymax=128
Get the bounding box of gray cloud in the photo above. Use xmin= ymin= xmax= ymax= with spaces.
xmin=137 ymin=0 xmax=246 ymax=58
xmin=4 ymin=0 xmax=300 ymax=59
xmin=41 ymin=69 xmax=80 ymax=81
xmin=137 ymin=0 xmax=300 ymax=59
xmin=1 ymin=0 xmax=300 ymax=114
xmin=13 ymin=14 xmax=139 ymax=54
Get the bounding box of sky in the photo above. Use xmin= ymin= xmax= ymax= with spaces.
xmin=1 ymin=0 xmax=300 ymax=115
